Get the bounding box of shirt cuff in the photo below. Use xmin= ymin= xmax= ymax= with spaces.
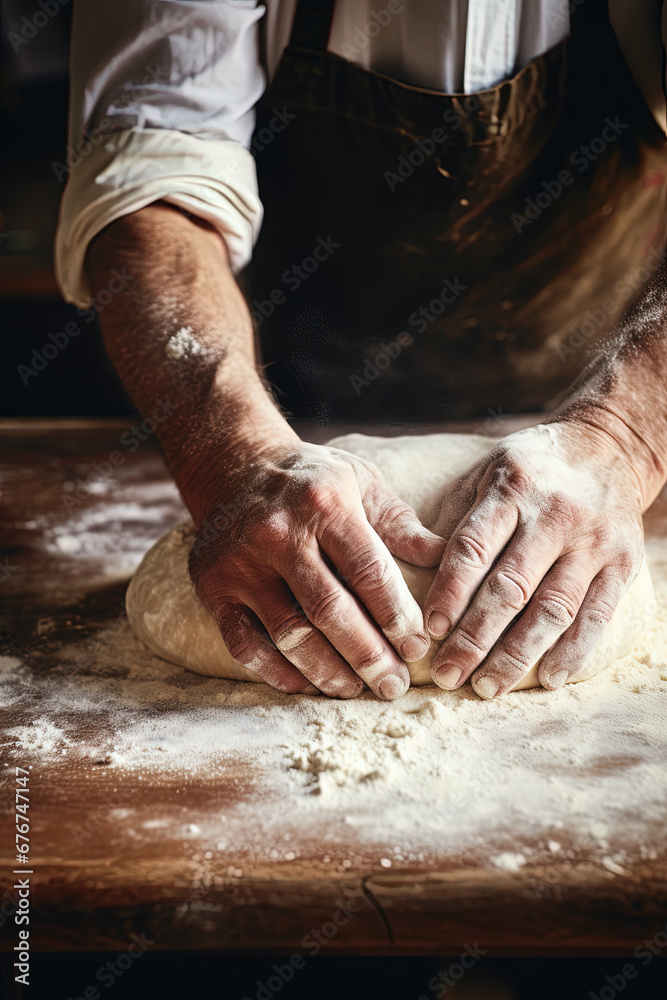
xmin=54 ymin=128 xmax=262 ymax=308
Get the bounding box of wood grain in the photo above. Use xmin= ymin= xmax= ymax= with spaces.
xmin=1 ymin=419 xmax=665 ymax=955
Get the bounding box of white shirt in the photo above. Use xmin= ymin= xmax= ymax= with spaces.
xmin=55 ymin=0 xmax=667 ymax=307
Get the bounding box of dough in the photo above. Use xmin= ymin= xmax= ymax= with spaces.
xmin=126 ymin=433 xmax=654 ymax=692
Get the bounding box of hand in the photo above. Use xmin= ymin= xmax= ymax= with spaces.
xmin=424 ymin=421 xmax=645 ymax=698
xmin=188 ymin=440 xmax=444 ymax=699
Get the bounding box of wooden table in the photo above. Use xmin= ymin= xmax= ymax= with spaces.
xmin=1 ymin=418 xmax=666 ymax=958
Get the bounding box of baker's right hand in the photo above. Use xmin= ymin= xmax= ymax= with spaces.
xmin=187 ymin=440 xmax=444 ymax=699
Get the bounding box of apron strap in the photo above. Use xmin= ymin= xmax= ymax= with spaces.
xmin=289 ymin=0 xmax=336 ymax=51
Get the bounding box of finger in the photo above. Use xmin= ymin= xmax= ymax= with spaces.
xmin=538 ymin=567 xmax=631 ymax=690
xmin=283 ymin=547 xmax=411 ymax=700
xmin=360 ymin=473 xmax=445 ymax=567
xmin=468 ymin=556 xmax=593 ymax=699
xmin=248 ymin=579 xmax=364 ymax=699
xmin=300 ymin=684 xmax=323 ymax=696
xmin=214 ymin=601 xmax=312 ymax=695
xmin=319 ymin=505 xmax=431 ymax=665
xmin=424 ymin=493 xmax=520 ymax=641
xmin=430 ymin=527 xmax=560 ymax=689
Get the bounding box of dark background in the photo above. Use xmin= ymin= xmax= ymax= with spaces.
xmin=2 ymin=952 xmax=667 ymax=1000
xmin=1 ymin=0 xmax=133 ymax=417
xmin=1 ymin=4 xmax=665 ymax=998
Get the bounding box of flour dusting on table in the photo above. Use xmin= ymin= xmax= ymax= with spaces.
xmin=3 ymin=571 xmax=667 ymax=869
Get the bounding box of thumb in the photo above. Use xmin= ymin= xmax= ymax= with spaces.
xmin=366 ymin=486 xmax=446 ymax=567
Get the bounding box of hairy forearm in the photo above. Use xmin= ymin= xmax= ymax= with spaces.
xmin=85 ymin=203 xmax=297 ymax=520
xmin=549 ymin=263 xmax=667 ymax=508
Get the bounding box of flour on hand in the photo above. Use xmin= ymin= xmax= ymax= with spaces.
xmin=126 ymin=433 xmax=655 ymax=694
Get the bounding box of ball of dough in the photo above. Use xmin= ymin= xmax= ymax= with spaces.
xmin=126 ymin=433 xmax=654 ymax=692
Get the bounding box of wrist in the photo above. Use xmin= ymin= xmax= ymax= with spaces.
xmin=548 ymin=404 xmax=665 ymax=508
xmin=166 ymin=379 xmax=299 ymax=525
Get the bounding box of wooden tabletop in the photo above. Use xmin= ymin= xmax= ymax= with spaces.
xmin=1 ymin=418 xmax=666 ymax=957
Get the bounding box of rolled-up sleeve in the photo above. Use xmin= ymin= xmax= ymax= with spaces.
xmin=55 ymin=0 xmax=266 ymax=307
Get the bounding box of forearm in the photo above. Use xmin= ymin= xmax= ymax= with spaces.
xmin=549 ymin=264 xmax=667 ymax=508
xmin=85 ymin=203 xmax=297 ymax=522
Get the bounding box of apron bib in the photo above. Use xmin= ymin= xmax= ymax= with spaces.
xmin=245 ymin=0 xmax=667 ymax=422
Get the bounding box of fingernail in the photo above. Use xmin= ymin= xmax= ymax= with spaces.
xmin=427 ymin=612 xmax=450 ymax=639
xmin=544 ymin=669 xmax=569 ymax=690
xmin=433 ymin=665 xmax=462 ymax=689
xmin=400 ymin=634 xmax=430 ymax=662
xmin=378 ymin=675 xmax=409 ymax=700
xmin=472 ymin=675 xmax=499 ymax=700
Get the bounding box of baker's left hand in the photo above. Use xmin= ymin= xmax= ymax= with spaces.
xmin=424 ymin=421 xmax=645 ymax=698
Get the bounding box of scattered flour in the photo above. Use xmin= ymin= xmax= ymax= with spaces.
xmin=165 ymin=327 xmax=206 ymax=361
xmin=3 ymin=596 xmax=667 ymax=866
xmin=3 ymin=502 xmax=667 ymax=869
xmin=42 ymin=483 xmax=182 ymax=577
xmin=8 ymin=718 xmax=70 ymax=753
xmin=492 ymin=852 xmax=527 ymax=872
xmin=0 ymin=656 xmax=22 ymax=676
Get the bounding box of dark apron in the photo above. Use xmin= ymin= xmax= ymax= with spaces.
xmin=245 ymin=0 xmax=667 ymax=423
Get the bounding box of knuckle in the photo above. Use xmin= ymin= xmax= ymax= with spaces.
xmin=582 ymin=597 xmax=616 ymax=629
xmin=271 ymin=612 xmax=312 ymax=649
xmin=355 ymin=647 xmax=392 ymax=671
xmin=487 ymin=457 xmax=533 ymax=501
xmin=300 ymin=478 xmax=339 ymax=515
xmin=348 ymin=553 xmax=392 ymax=592
xmin=380 ymin=608 xmax=409 ymax=631
xmin=610 ymin=553 xmax=639 ymax=581
xmin=194 ymin=573 xmax=237 ymax=614
xmin=225 ymin=634 xmax=254 ymax=663
xmin=375 ymin=497 xmax=416 ymax=528
xmin=542 ymin=498 xmax=579 ymax=532
xmin=488 ymin=567 xmax=532 ymax=608
xmin=452 ymin=628 xmax=487 ymax=656
xmin=307 ymin=589 xmax=345 ymax=629
xmin=375 ymin=608 xmax=411 ymax=641
xmin=257 ymin=510 xmax=291 ymax=542
xmin=591 ymin=522 xmax=614 ymax=548
xmin=535 ymin=590 xmax=578 ymax=628
xmin=450 ymin=532 xmax=492 ymax=570
xmin=492 ymin=648 xmax=533 ymax=679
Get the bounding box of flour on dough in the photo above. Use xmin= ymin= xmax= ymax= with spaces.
xmin=126 ymin=433 xmax=654 ymax=693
